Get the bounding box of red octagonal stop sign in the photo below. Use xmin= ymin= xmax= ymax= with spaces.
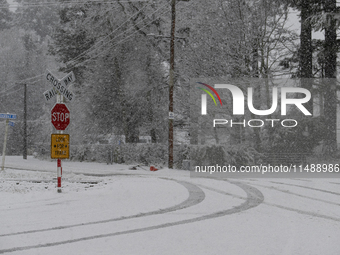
xmin=51 ymin=103 xmax=70 ymax=130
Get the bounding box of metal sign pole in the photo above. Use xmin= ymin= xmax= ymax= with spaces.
xmin=1 ymin=119 xmax=9 ymax=171
xmin=57 ymin=158 xmax=62 ymax=193
xmin=45 ymin=69 xmax=74 ymax=193
xmin=57 ymin=93 xmax=62 ymax=192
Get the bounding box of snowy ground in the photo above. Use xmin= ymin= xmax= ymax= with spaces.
xmin=0 ymin=156 xmax=340 ymax=255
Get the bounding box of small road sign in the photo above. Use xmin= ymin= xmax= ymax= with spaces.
xmin=44 ymin=70 xmax=75 ymax=102
xmin=51 ymin=103 xmax=70 ymax=130
xmin=0 ymin=113 xmax=17 ymax=119
xmin=51 ymin=134 xmax=69 ymax=159
xmin=8 ymin=121 xmax=15 ymax=127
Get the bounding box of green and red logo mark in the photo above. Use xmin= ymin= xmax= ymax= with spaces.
xmin=197 ymin=82 xmax=223 ymax=115
xmin=197 ymin=82 xmax=223 ymax=107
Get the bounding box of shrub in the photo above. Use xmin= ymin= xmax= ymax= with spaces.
xmin=190 ymin=143 xmax=260 ymax=168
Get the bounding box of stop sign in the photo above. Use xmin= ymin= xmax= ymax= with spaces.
xmin=51 ymin=103 xmax=70 ymax=130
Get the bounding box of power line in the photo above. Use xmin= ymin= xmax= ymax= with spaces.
xmin=0 ymin=0 xmax=150 ymax=9
xmin=66 ymin=1 xmax=152 ymax=65
xmin=4 ymin=1 xmax=163 ymax=83
xmin=0 ymin=82 xmax=17 ymax=94
xmin=80 ymin=0 xmax=194 ymax=65
xmin=66 ymin=2 xmax=169 ymax=67
xmin=0 ymin=73 xmax=45 ymax=98
xmin=16 ymin=74 xmax=45 ymax=83
xmin=4 ymin=0 xmax=187 ymax=84
xmin=74 ymin=0 xmax=194 ymax=67
xmin=0 ymin=85 xmax=24 ymax=97
xmin=73 ymin=5 xmax=172 ymax=67
xmin=2 ymin=74 xmax=44 ymax=86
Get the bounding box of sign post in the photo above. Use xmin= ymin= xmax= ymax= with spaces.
xmin=57 ymin=159 xmax=62 ymax=192
xmin=50 ymin=103 xmax=70 ymax=192
xmin=1 ymin=113 xmax=16 ymax=171
xmin=51 ymin=134 xmax=69 ymax=193
xmin=1 ymin=120 xmax=9 ymax=171
xmin=44 ymin=69 xmax=75 ymax=193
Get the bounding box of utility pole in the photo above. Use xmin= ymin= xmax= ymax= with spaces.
xmin=23 ymin=83 xmax=27 ymax=159
xmin=168 ymin=0 xmax=176 ymax=169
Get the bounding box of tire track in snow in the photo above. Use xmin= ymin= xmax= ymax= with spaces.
xmin=0 ymin=181 xmax=263 ymax=254
xmin=270 ymin=181 xmax=340 ymax=196
xmin=197 ymin=184 xmax=246 ymax=200
xmin=0 ymin=179 xmax=205 ymax=238
xmin=264 ymin=202 xmax=340 ymax=222
xmin=232 ymin=180 xmax=340 ymax=222
xmin=243 ymin=181 xmax=340 ymax=206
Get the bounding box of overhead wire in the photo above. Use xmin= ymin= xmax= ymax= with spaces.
xmin=80 ymin=9 xmax=172 ymax=64
xmin=0 ymin=74 xmax=44 ymax=91
xmin=66 ymin=1 xmax=152 ymax=66
xmin=75 ymin=0 xmax=193 ymax=66
xmin=0 ymin=0 xmax=150 ymax=9
xmin=2 ymin=0 xmax=187 ymax=85
xmin=0 ymin=81 xmax=18 ymax=93
xmin=2 ymin=0 xmax=160 ymax=84
xmin=74 ymin=5 xmax=172 ymax=67
xmin=0 ymin=85 xmax=24 ymax=96
xmin=0 ymin=85 xmax=24 ymax=99
xmin=0 ymin=73 xmax=46 ymax=97
xmin=15 ymin=74 xmax=45 ymax=83
xmin=66 ymin=1 xmax=169 ymax=67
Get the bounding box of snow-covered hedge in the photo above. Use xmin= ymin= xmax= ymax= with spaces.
xmin=190 ymin=144 xmax=260 ymax=168
xmin=35 ymin=143 xmax=258 ymax=170
xmin=68 ymin=143 xmax=190 ymax=169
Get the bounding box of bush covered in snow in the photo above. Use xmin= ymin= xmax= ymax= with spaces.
xmin=35 ymin=142 xmax=259 ymax=170
xmin=34 ymin=143 xmax=189 ymax=169
xmin=190 ymin=143 xmax=261 ymax=167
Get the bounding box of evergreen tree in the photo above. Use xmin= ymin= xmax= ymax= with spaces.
xmin=323 ymin=0 xmax=337 ymax=153
xmin=0 ymin=0 xmax=12 ymax=30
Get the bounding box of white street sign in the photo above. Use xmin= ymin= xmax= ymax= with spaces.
xmin=45 ymin=70 xmax=75 ymax=102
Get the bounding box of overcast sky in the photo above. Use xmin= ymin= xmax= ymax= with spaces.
xmin=287 ymin=9 xmax=324 ymax=40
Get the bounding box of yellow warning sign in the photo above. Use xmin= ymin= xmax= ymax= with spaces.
xmin=51 ymin=134 xmax=69 ymax=159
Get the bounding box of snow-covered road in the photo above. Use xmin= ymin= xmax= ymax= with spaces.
xmin=0 ymin=157 xmax=339 ymax=254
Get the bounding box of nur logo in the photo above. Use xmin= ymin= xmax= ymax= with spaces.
xmin=197 ymin=82 xmax=312 ymax=116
